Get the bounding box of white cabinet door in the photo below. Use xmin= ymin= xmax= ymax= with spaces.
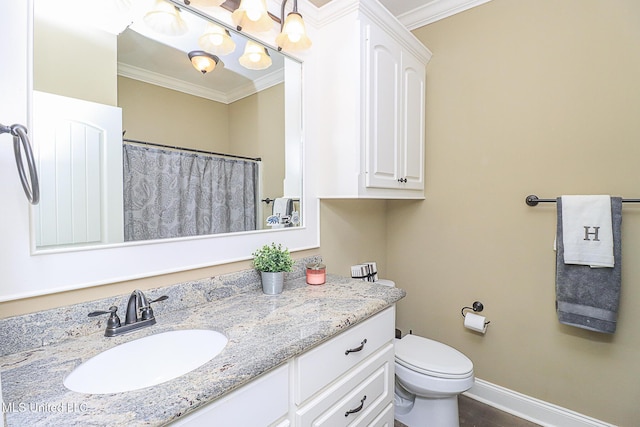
xmin=364 ymin=22 xmax=426 ymax=192
xmin=365 ymin=23 xmax=401 ymax=190
xmin=400 ymin=51 xmax=426 ymax=191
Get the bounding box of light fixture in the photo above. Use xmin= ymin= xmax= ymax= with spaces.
xmin=231 ymin=0 xmax=272 ymax=33
xmin=239 ymin=40 xmax=272 ymax=70
xmin=276 ymin=0 xmax=311 ymax=51
xmin=188 ymin=51 xmax=220 ymax=74
xmin=143 ymin=0 xmax=188 ymax=36
xmin=198 ymin=23 xmax=236 ymax=56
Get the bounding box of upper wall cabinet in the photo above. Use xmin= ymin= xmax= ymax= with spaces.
xmin=315 ymin=0 xmax=431 ymax=199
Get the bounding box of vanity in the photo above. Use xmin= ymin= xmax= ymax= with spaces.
xmin=0 ymin=259 xmax=405 ymax=426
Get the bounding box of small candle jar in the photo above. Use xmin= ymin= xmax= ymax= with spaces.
xmin=306 ymin=263 xmax=326 ymax=285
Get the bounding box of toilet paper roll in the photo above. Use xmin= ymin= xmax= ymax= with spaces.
xmin=464 ymin=312 xmax=488 ymax=334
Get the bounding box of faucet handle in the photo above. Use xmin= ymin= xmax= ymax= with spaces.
xmin=149 ymin=295 xmax=169 ymax=304
xmin=140 ymin=294 xmax=169 ymax=321
xmin=88 ymin=305 xmax=121 ymax=329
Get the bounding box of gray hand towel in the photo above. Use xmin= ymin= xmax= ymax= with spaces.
xmin=555 ymin=197 xmax=622 ymax=334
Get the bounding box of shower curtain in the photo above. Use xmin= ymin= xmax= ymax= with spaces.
xmin=123 ymin=144 xmax=258 ymax=241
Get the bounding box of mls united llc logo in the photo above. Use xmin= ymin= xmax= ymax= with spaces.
xmin=2 ymin=401 xmax=88 ymax=413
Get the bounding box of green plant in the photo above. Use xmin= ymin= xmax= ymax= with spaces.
xmin=252 ymin=243 xmax=294 ymax=272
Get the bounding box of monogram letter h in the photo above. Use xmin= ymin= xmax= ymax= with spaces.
xmin=583 ymin=226 xmax=600 ymax=241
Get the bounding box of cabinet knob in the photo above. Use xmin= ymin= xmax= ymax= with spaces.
xmin=397 ymin=177 xmax=407 ymax=183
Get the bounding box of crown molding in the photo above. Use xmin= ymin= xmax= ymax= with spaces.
xmin=225 ymin=70 xmax=284 ymax=103
xmin=397 ymin=0 xmax=493 ymax=30
xmin=117 ymin=63 xmax=284 ymax=104
xmin=118 ymin=63 xmax=230 ymax=103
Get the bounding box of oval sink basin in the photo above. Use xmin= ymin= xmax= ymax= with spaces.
xmin=64 ymin=329 xmax=228 ymax=394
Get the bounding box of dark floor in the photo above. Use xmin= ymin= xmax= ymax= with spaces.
xmin=394 ymin=395 xmax=541 ymax=427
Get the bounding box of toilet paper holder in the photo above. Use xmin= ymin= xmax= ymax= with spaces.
xmin=461 ymin=301 xmax=491 ymax=326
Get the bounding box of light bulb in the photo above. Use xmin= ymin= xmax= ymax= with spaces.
xmin=210 ymin=34 xmax=224 ymax=45
xmin=198 ymin=23 xmax=236 ymax=55
xmin=232 ymin=0 xmax=272 ymax=33
xmin=276 ymin=12 xmax=311 ymax=51
xmin=143 ymin=0 xmax=188 ymax=36
xmin=246 ymin=9 xmax=261 ymax=22
xmin=239 ymin=40 xmax=272 ymax=70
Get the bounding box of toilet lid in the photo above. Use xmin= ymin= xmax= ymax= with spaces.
xmin=395 ymin=334 xmax=473 ymax=379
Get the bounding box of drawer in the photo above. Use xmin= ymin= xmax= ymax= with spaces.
xmin=295 ymin=306 xmax=395 ymax=404
xmin=295 ymin=343 xmax=394 ymax=427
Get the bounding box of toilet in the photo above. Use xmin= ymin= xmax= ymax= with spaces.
xmin=377 ymin=280 xmax=475 ymax=427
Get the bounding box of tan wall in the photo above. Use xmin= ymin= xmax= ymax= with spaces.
xmin=118 ymin=76 xmax=230 ymax=152
xmin=320 ymin=200 xmax=388 ymax=278
xmin=386 ymin=1 xmax=640 ymax=425
xmin=34 ymin=15 xmax=117 ymax=106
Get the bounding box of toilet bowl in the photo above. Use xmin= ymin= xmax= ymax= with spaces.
xmin=375 ymin=280 xmax=474 ymax=427
xmin=394 ymin=334 xmax=474 ymax=427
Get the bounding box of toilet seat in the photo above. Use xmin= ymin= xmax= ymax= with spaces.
xmin=395 ymin=334 xmax=473 ymax=380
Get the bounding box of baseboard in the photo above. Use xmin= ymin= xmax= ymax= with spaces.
xmin=463 ymin=379 xmax=616 ymax=427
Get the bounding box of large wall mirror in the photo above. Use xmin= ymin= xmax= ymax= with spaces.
xmin=32 ymin=0 xmax=303 ymax=252
xmin=0 ymin=0 xmax=318 ymax=301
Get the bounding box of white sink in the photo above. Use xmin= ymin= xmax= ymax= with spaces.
xmin=64 ymin=329 xmax=228 ymax=394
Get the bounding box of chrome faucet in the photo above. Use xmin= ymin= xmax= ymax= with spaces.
xmin=89 ymin=290 xmax=168 ymax=337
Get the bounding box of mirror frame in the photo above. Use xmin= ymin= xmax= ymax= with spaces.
xmin=0 ymin=0 xmax=319 ymax=302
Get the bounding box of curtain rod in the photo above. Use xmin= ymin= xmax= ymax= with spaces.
xmin=525 ymin=194 xmax=640 ymax=206
xmin=123 ymin=138 xmax=261 ymax=162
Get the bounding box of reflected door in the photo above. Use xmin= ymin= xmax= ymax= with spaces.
xmin=33 ymin=91 xmax=124 ymax=248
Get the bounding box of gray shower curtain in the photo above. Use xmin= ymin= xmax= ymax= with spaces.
xmin=123 ymin=144 xmax=258 ymax=241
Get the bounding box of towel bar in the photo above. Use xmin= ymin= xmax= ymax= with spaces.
xmin=262 ymin=197 xmax=300 ymax=204
xmin=526 ymin=194 xmax=640 ymax=207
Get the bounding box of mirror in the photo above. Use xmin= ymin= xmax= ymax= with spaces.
xmin=32 ymin=0 xmax=302 ymax=251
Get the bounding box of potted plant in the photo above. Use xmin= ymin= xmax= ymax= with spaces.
xmin=252 ymin=243 xmax=294 ymax=295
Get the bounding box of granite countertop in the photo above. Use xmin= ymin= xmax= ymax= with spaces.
xmin=0 ymin=262 xmax=405 ymax=426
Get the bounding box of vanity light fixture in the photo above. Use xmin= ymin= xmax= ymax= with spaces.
xmin=239 ymin=40 xmax=272 ymax=70
xmin=231 ymin=0 xmax=272 ymax=33
xmin=198 ymin=23 xmax=236 ymax=55
xmin=276 ymin=0 xmax=311 ymax=51
xmin=188 ymin=50 xmax=220 ymax=74
xmin=144 ymin=0 xmax=189 ymax=36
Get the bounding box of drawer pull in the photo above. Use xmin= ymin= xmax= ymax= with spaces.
xmin=344 ymin=395 xmax=367 ymax=417
xmin=344 ymin=339 xmax=367 ymax=355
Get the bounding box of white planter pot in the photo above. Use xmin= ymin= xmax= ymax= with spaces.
xmin=261 ymin=271 xmax=284 ymax=295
